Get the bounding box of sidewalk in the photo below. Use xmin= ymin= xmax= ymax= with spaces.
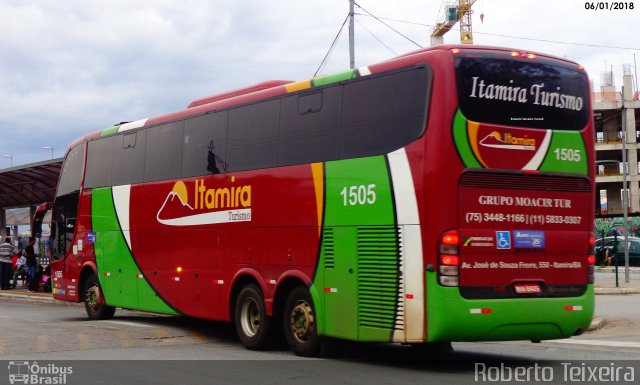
xmin=0 ymin=287 xmax=59 ymax=303
xmin=594 ymin=267 xmax=640 ymax=295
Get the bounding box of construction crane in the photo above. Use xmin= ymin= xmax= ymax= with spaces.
xmin=431 ymin=0 xmax=477 ymax=46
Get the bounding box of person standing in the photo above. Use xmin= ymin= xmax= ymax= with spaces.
xmin=25 ymin=237 xmax=38 ymax=292
xmin=0 ymin=238 xmax=17 ymax=290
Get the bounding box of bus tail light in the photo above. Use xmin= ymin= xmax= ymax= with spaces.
xmin=438 ymin=230 xmax=460 ymax=287
xmin=510 ymin=51 xmax=536 ymax=60
xmin=587 ymin=235 xmax=595 ymax=284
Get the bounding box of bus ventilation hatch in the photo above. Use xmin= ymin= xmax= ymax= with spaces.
xmin=459 ymin=172 xmax=591 ymax=192
xmin=357 ymin=226 xmax=401 ymax=330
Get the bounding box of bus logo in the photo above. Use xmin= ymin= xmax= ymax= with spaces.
xmin=156 ymin=178 xmax=252 ymax=226
xmin=479 ymin=131 xmax=536 ymax=151
xmin=496 ymin=231 xmax=511 ymax=249
xmin=8 ymin=361 xmax=29 ymax=384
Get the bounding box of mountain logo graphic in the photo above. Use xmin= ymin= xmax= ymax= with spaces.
xmin=156 ymin=179 xmax=252 ymax=226
xmin=479 ymin=131 xmax=536 ymax=151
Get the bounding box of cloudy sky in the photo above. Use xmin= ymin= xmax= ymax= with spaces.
xmin=1 ymin=0 xmax=638 ymax=167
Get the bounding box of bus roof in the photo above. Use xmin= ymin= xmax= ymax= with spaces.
xmin=67 ymin=44 xmax=584 ymax=152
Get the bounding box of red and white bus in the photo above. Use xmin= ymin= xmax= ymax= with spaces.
xmin=45 ymin=45 xmax=595 ymax=356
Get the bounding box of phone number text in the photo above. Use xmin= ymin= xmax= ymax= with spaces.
xmin=465 ymin=213 xmax=582 ymax=225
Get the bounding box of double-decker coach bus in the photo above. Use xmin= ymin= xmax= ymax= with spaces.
xmin=46 ymin=45 xmax=595 ymax=356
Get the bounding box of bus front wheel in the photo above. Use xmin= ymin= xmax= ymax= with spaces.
xmin=83 ymin=274 xmax=115 ymax=320
xmin=283 ymin=286 xmax=320 ymax=357
xmin=234 ymin=284 xmax=271 ymax=350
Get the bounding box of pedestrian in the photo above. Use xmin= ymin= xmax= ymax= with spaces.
xmin=24 ymin=237 xmax=38 ymax=292
xmin=0 ymin=238 xmax=17 ymax=290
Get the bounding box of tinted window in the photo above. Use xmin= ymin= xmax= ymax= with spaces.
xmin=51 ymin=192 xmax=79 ymax=259
xmin=145 ymin=122 xmax=184 ymax=182
xmin=340 ymin=67 xmax=430 ymax=158
xmin=227 ymin=100 xmax=279 ymax=172
xmin=85 ymin=136 xmax=115 ymax=188
xmin=56 ymin=144 xmax=85 ymax=197
xmin=182 ymin=112 xmax=228 ymax=177
xmin=278 ymin=87 xmax=340 ymax=166
xmin=112 ymin=130 xmax=146 ymax=186
xmin=455 ymin=55 xmax=589 ymax=130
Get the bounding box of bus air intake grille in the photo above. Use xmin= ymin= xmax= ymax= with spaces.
xmin=323 ymin=228 xmax=335 ymax=269
xmin=459 ymin=172 xmax=591 ymax=192
xmin=357 ymin=226 xmax=401 ymax=330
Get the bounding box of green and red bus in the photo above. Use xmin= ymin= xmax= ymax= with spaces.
xmin=46 ymin=45 xmax=595 ymax=356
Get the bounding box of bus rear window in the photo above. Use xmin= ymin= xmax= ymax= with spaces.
xmin=454 ymin=55 xmax=589 ymax=131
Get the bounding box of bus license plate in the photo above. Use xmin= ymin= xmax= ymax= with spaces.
xmin=514 ymin=283 xmax=542 ymax=294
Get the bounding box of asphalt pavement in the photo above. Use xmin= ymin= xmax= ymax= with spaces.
xmin=0 ymin=269 xmax=637 ymax=332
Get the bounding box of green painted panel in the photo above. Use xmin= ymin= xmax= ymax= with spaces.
xmin=539 ymin=131 xmax=588 ymax=175
xmin=312 ymin=69 xmax=357 ymax=87
xmin=100 ymin=125 xmax=119 ymax=136
xmin=323 ymin=157 xmax=395 ymax=227
xmin=311 ymin=157 xmax=400 ymax=342
xmin=92 ymin=187 xmax=176 ymax=315
xmin=425 ymin=272 xmax=594 ymax=341
xmin=452 ymin=110 xmax=482 ymax=168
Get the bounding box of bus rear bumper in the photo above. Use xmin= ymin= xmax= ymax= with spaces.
xmin=425 ymin=274 xmax=595 ymax=342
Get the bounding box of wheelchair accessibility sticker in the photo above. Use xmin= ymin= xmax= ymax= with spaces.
xmin=496 ymin=231 xmax=511 ymax=250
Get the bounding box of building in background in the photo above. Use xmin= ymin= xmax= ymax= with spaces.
xmin=594 ymin=68 xmax=640 ymax=236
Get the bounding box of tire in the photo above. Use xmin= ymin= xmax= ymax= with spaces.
xmin=283 ymin=286 xmax=320 ymax=357
xmin=83 ymin=274 xmax=115 ymax=320
xmin=234 ymin=284 xmax=271 ymax=350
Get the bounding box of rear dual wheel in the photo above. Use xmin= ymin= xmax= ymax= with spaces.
xmin=283 ymin=287 xmax=320 ymax=357
xmin=234 ymin=284 xmax=321 ymax=356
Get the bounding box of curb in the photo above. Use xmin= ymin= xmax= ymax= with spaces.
xmin=595 ymin=287 xmax=640 ymax=295
xmin=0 ymin=291 xmax=61 ymax=304
xmin=587 ymin=316 xmax=607 ymax=332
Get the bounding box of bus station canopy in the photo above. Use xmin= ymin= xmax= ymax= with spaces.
xmin=0 ymin=158 xmax=62 ymax=208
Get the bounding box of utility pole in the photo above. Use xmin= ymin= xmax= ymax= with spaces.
xmin=622 ymin=86 xmax=630 ymax=284
xmin=349 ymin=0 xmax=355 ymax=69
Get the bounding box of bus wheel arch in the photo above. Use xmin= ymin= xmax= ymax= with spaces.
xmin=78 ymin=266 xmax=96 ymax=303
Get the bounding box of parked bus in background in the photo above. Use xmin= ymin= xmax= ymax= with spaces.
xmin=43 ymin=45 xmax=595 ymax=356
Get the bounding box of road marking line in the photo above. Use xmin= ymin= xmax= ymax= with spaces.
xmin=549 ymin=339 xmax=640 ymax=349
xmin=102 ymin=320 xmax=154 ymax=328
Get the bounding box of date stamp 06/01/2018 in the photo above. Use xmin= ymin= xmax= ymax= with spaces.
xmin=584 ymin=1 xmax=635 ymax=10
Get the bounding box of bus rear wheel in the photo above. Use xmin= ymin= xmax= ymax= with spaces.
xmin=83 ymin=274 xmax=115 ymax=320
xmin=234 ymin=284 xmax=271 ymax=350
xmin=283 ymin=286 xmax=320 ymax=357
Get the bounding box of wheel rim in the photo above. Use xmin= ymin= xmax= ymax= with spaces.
xmin=289 ymin=300 xmax=314 ymax=342
xmin=240 ymin=297 xmax=261 ymax=337
xmin=86 ymin=284 xmax=101 ymax=311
